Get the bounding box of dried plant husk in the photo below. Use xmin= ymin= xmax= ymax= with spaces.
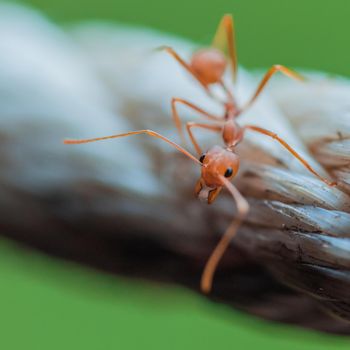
xmin=0 ymin=3 xmax=350 ymax=333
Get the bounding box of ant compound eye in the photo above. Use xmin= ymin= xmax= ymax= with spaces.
xmin=199 ymin=154 xmax=206 ymax=163
xmin=224 ymin=167 xmax=233 ymax=178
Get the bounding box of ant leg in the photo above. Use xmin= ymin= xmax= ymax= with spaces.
xmin=201 ymin=176 xmax=249 ymax=294
xmin=159 ymin=46 xmax=213 ymax=96
xmin=172 ymin=98 xmax=223 ymax=143
xmin=218 ymin=79 xmax=236 ymax=106
xmin=239 ymin=65 xmax=305 ymax=114
xmin=212 ymin=14 xmax=238 ymax=83
xmin=64 ymin=129 xmax=201 ymax=166
xmin=244 ymin=125 xmax=337 ymax=186
xmin=186 ymin=122 xmax=222 ymax=156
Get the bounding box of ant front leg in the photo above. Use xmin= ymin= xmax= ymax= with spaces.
xmin=239 ymin=65 xmax=305 ymax=114
xmin=244 ymin=125 xmax=337 ymax=186
xmin=171 ymin=98 xmax=223 ymax=144
xmin=186 ymin=122 xmax=222 ymax=156
xmin=212 ymin=14 xmax=238 ymax=83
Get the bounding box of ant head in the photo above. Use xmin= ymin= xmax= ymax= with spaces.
xmin=195 ymin=145 xmax=239 ymax=204
xmin=191 ymin=48 xmax=227 ymax=85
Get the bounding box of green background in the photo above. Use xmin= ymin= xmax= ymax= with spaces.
xmin=2 ymin=0 xmax=350 ymax=349
xmin=15 ymin=0 xmax=350 ymax=76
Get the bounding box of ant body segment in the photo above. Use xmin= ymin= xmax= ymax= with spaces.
xmin=65 ymin=15 xmax=336 ymax=294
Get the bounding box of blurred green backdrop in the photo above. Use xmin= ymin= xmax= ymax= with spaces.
xmin=2 ymin=0 xmax=350 ymax=349
xmin=17 ymin=0 xmax=350 ymax=76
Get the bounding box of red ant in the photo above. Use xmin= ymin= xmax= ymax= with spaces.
xmin=64 ymin=14 xmax=336 ymax=294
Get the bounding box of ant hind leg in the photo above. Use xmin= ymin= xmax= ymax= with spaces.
xmin=244 ymin=125 xmax=337 ymax=186
xmin=212 ymin=14 xmax=238 ymax=83
xmin=239 ymin=65 xmax=305 ymax=114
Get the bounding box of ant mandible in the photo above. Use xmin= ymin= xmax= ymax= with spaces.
xmin=64 ymin=14 xmax=337 ymax=294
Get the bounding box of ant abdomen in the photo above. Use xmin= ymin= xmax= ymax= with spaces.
xmin=191 ymin=48 xmax=227 ymax=85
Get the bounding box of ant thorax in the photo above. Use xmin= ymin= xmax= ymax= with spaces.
xmin=222 ymin=119 xmax=244 ymax=148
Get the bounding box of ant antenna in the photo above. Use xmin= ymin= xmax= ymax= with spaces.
xmin=64 ymin=129 xmax=202 ymax=166
xmin=201 ymin=176 xmax=249 ymax=294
